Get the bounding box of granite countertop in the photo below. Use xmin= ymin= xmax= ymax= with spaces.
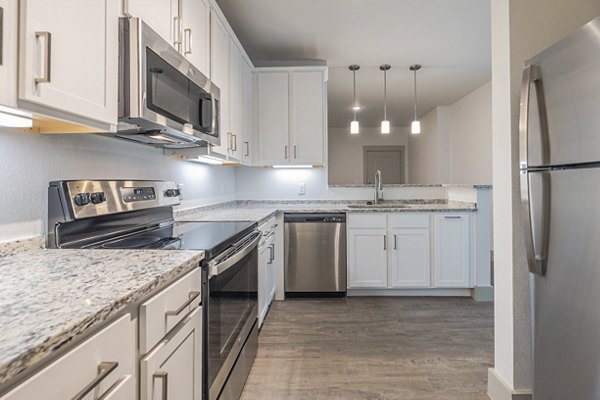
xmin=175 ymin=200 xmax=477 ymax=223
xmin=328 ymin=184 xmax=493 ymax=189
xmin=0 ymin=246 xmax=204 ymax=386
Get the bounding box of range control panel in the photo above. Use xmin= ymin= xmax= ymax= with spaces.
xmin=121 ymin=187 xmax=157 ymax=203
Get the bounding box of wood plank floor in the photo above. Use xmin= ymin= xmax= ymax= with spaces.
xmin=240 ymin=297 xmax=493 ymax=400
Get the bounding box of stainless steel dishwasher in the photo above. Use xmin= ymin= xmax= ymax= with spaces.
xmin=284 ymin=213 xmax=347 ymax=296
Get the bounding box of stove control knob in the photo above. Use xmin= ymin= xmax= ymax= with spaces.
xmin=73 ymin=193 xmax=91 ymax=206
xmin=165 ymin=189 xmax=180 ymax=198
xmin=91 ymin=192 xmax=106 ymax=204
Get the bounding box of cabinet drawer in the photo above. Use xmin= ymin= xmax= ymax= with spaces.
xmin=139 ymin=268 xmax=202 ymax=354
xmin=388 ymin=214 xmax=430 ymax=228
xmin=347 ymin=213 xmax=387 ymax=228
xmin=2 ymin=314 xmax=136 ymax=400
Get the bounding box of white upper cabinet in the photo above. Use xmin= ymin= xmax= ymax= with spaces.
xmin=18 ymin=0 xmax=118 ymax=130
xmin=256 ymin=67 xmax=327 ymax=166
xmin=124 ymin=0 xmax=180 ymax=50
xmin=210 ymin=9 xmax=231 ymax=157
xmin=0 ymin=0 xmax=17 ymax=108
xmin=241 ymin=57 xmax=254 ymax=164
xmin=228 ymin=41 xmax=244 ymax=160
xmin=434 ymin=213 xmax=472 ymax=288
xmin=257 ymin=72 xmax=290 ymax=165
xmin=290 ymin=71 xmax=326 ymax=164
xmin=181 ymin=0 xmax=210 ymax=76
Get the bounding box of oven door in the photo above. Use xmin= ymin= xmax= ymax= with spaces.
xmin=204 ymin=232 xmax=259 ymax=400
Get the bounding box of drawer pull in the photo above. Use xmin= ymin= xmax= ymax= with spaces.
xmin=72 ymin=361 xmax=118 ymax=400
xmin=165 ymin=291 xmax=200 ymax=316
xmin=35 ymin=31 xmax=52 ymax=84
xmin=154 ymin=371 xmax=169 ymax=400
xmin=444 ymin=216 xmax=462 ymax=219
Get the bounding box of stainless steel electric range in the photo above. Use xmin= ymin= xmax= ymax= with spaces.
xmin=47 ymin=180 xmax=259 ymax=400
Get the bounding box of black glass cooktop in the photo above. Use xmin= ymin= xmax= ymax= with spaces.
xmin=96 ymin=220 xmax=257 ymax=259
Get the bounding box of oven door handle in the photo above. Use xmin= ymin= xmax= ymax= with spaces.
xmin=208 ymin=231 xmax=261 ymax=277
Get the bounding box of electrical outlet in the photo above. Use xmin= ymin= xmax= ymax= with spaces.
xmin=298 ymin=183 xmax=306 ymax=195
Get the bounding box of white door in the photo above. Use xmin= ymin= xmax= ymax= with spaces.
xmin=434 ymin=214 xmax=471 ymax=288
xmin=125 ymin=0 xmax=179 ymax=48
xmin=210 ymin=11 xmax=230 ymax=156
xmin=258 ymin=242 xmax=270 ymax=327
xmin=390 ymin=228 xmax=431 ymax=288
xmin=241 ymin=58 xmax=254 ymax=165
xmin=290 ymin=71 xmax=325 ymax=165
xmin=140 ymin=307 xmax=202 ymax=400
xmin=228 ymin=41 xmax=243 ymax=160
xmin=347 ymin=228 xmax=388 ymax=288
xmin=19 ymin=0 xmax=118 ymax=129
xmin=257 ymin=72 xmax=290 ymax=165
xmin=0 ymin=0 xmax=17 ymax=107
xmin=181 ymin=0 xmax=210 ymax=76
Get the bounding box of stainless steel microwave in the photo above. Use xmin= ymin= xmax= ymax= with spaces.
xmin=115 ymin=17 xmax=220 ymax=149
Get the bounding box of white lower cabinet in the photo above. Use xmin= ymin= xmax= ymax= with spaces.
xmin=258 ymin=217 xmax=278 ymax=327
xmin=434 ymin=213 xmax=471 ymax=287
xmin=1 ymin=314 xmax=136 ymax=400
xmin=347 ymin=212 xmax=472 ymax=291
xmin=140 ymin=307 xmax=202 ymax=400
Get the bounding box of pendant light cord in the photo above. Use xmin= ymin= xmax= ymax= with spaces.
xmin=413 ymin=69 xmax=418 ymax=120
xmin=353 ymin=69 xmax=357 ymax=120
xmin=383 ymin=69 xmax=388 ymax=120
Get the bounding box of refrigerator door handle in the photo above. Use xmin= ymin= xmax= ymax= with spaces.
xmin=519 ymin=64 xmax=550 ymax=171
xmin=521 ymin=170 xmax=550 ymax=276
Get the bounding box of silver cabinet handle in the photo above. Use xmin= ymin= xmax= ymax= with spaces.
xmin=0 ymin=7 xmax=4 ymax=66
xmin=227 ymin=132 xmax=232 ymax=151
xmin=165 ymin=291 xmax=200 ymax=316
xmin=393 ymin=234 xmax=397 ymax=250
xmin=383 ymin=235 xmax=387 ymax=251
xmin=154 ymin=371 xmax=168 ymax=400
xmin=72 ymin=361 xmax=118 ymax=400
xmin=184 ymin=28 xmax=192 ymax=55
xmin=294 ymin=145 xmax=297 ymax=159
xmin=34 ymin=31 xmax=51 ymax=84
xmin=268 ymin=244 xmax=275 ymax=263
xmin=284 ymin=145 xmax=288 ymax=159
xmin=173 ymin=17 xmax=181 ymax=48
xmin=244 ymin=141 xmax=250 ymax=157
xmin=232 ymin=134 xmax=237 ymax=151
xmin=444 ymin=216 xmax=462 ymax=219
xmin=519 ymin=64 xmax=549 ymax=276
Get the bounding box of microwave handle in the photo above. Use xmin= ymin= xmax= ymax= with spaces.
xmin=210 ymin=95 xmax=218 ymax=137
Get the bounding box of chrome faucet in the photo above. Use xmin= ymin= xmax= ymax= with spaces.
xmin=374 ymin=170 xmax=384 ymax=204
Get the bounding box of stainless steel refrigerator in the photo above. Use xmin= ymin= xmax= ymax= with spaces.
xmin=519 ymin=16 xmax=600 ymax=400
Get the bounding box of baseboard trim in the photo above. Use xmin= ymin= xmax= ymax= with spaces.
xmin=347 ymin=288 xmax=471 ymax=297
xmin=487 ymin=368 xmax=532 ymax=400
xmin=471 ymin=286 xmax=494 ymax=302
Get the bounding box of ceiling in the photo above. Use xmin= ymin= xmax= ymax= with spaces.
xmin=216 ymin=0 xmax=491 ymax=128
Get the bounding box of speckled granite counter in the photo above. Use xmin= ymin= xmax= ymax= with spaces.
xmin=175 ymin=200 xmax=477 ymax=223
xmin=0 ymin=247 xmax=204 ymax=386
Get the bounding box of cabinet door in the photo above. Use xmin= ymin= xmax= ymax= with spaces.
xmin=241 ymin=58 xmax=254 ymax=165
xmin=347 ymin=228 xmax=388 ymax=288
xmin=125 ymin=0 xmax=179 ymax=48
xmin=2 ymin=315 xmax=136 ymax=400
xmin=434 ymin=214 xmax=471 ymax=288
xmin=19 ymin=0 xmax=118 ymax=128
xmin=290 ymin=71 xmax=325 ymax=165
xmin=0 ymin=0 xmax=17 ymax=107
xmin=258 ymin=243 xmax=270 ymax=327
xmin=181 ymin=0 xmax=210 ymax=76
xmin=210 ymin=10 xmax=230 ymax=156
xmin=228 ymin=41 xmax=244 ymax=161
xmin=140 ymin=307 xmax=202 ymax=400
xmin=257 ymin=72 xmax=290 ymax=165
xmin=390 ymin=228 xmax=431 ymax=288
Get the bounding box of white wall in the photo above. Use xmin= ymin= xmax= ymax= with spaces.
xmin=0 ymin=130 xmax=236 ymax=242
xmin=328 ymin=126 xmax=408 ymax=184
xmin=489 ymin=2 xmax=600 ymax=398
xmin=407 ymin=81 xmax=492 ymax=185
xmin=234 ymin=167 xmax=447 ymax=200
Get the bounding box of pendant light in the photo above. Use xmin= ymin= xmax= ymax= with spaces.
xmin=380 ymin=64 xmax=391 ymax=134
xmin=349 ymin=65 xmax=360 ymax=134
xmin=410 ymin=64 xmax=422 ymax=134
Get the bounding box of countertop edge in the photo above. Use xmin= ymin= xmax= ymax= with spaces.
xmin=0 ymin=251 xmax=204 ymax=388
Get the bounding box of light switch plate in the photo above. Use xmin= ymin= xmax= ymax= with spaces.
xmin=298 ymin=183 xmax=306 ymax=195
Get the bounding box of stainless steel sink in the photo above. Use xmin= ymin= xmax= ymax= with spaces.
xmin=346 ymin=204 xmax=410 ymax=209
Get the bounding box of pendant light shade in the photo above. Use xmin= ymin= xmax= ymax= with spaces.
xmin=380 ymin=64 xmax=391 ymax=134
xmin=349 ymin=65 xmax=360 ymax=135
xmin=410 ymin=64 xmax=422 ymax=135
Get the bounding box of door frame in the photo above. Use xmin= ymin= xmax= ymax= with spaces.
xmin=362 ymin=145 xmax=406 ymax=184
